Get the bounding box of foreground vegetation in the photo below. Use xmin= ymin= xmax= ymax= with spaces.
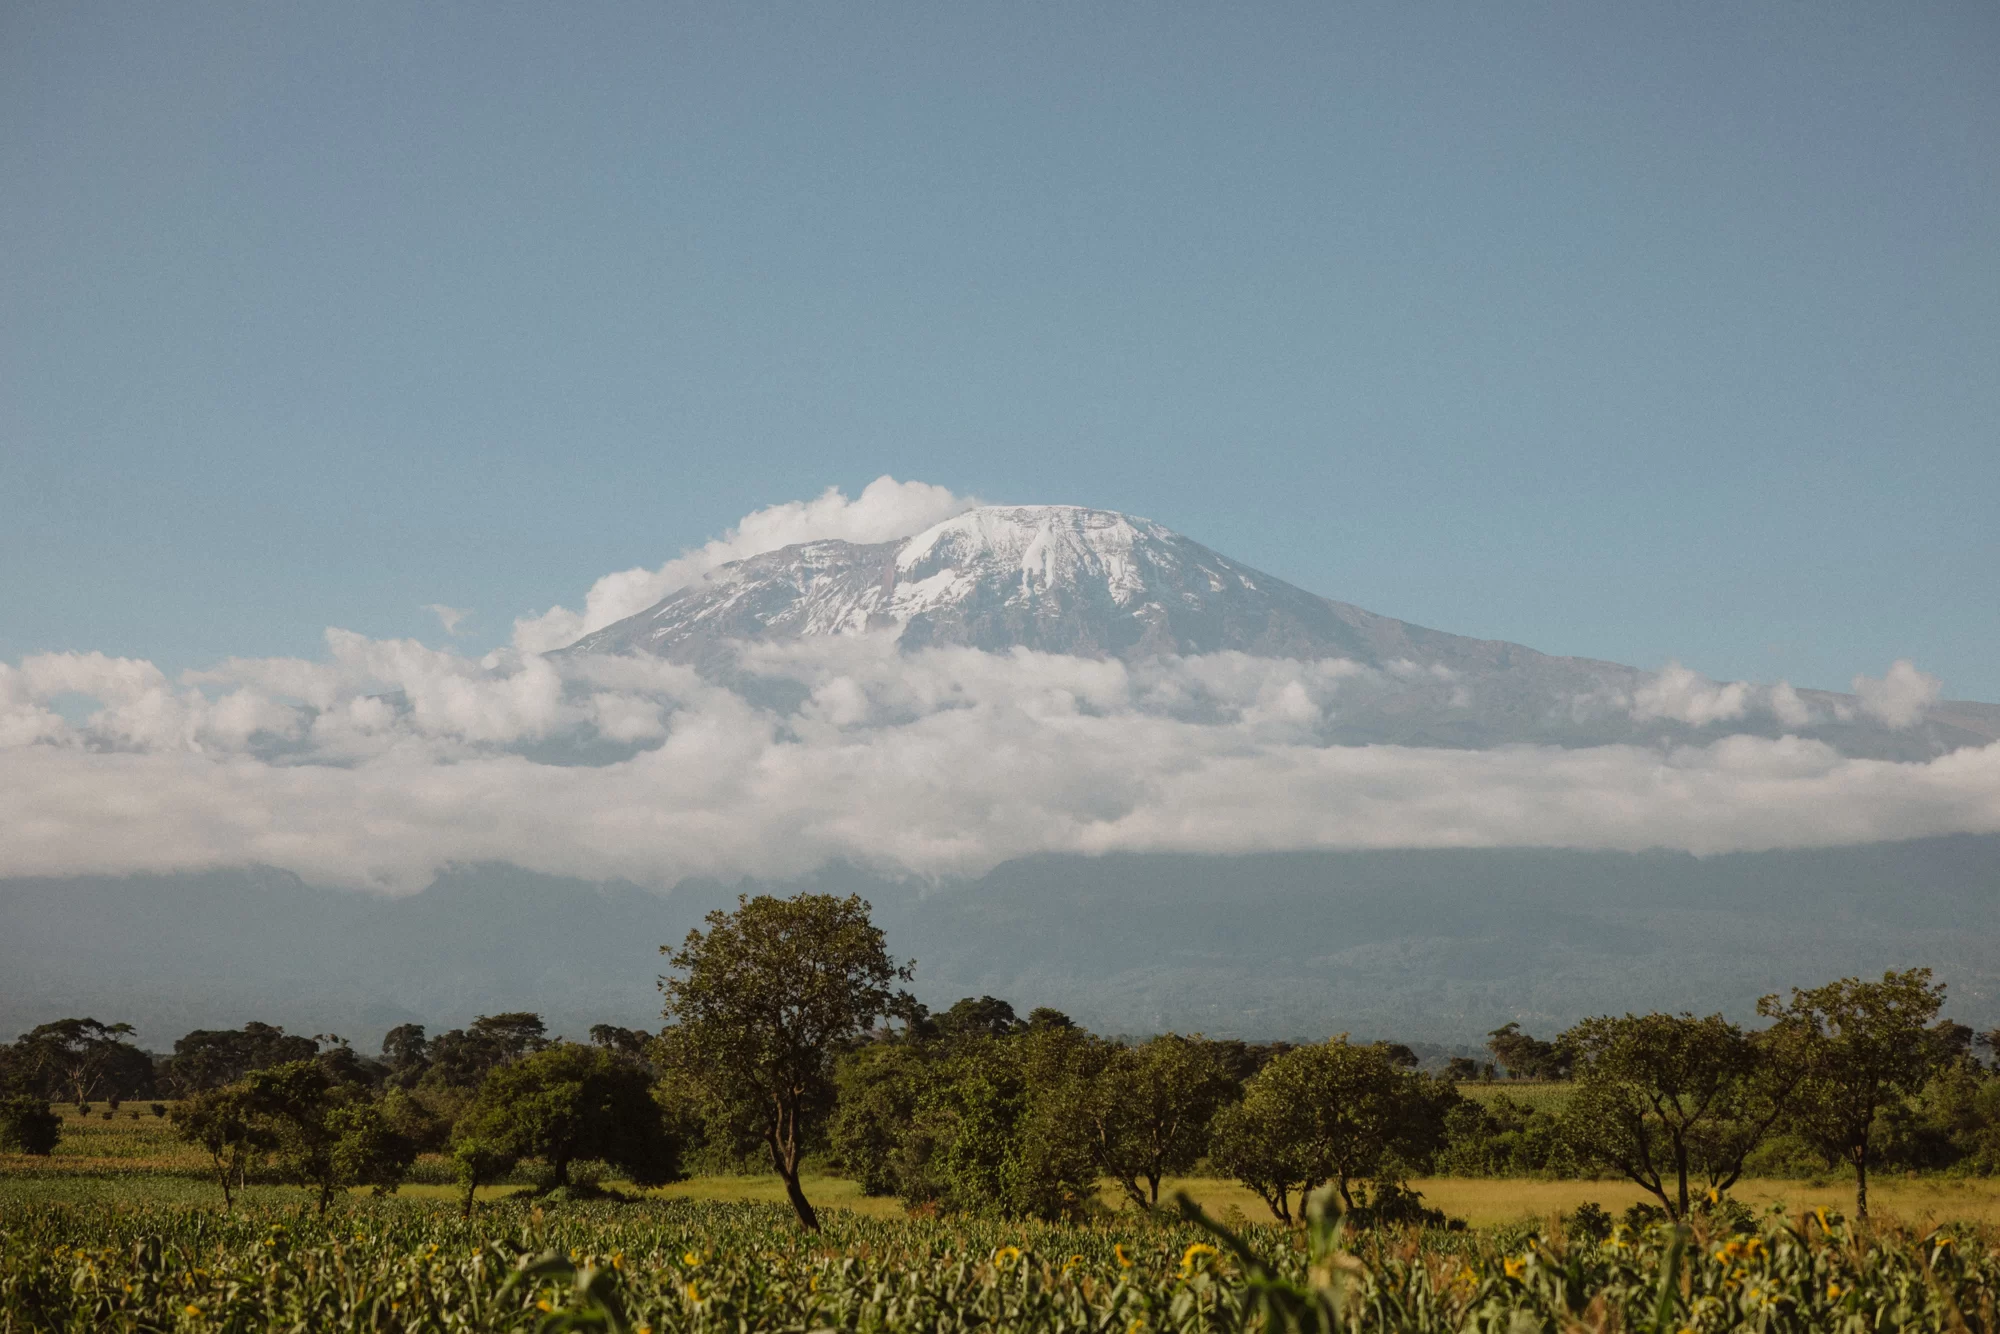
xmin=9 ymin=890 xmax=2000 ymax=1327
xmin=5 ymin=1189 xmax=1998 ymax=1333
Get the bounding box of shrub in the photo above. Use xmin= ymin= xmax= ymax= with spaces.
xmin=0 ymin=1095 xmax=61 ymax=1155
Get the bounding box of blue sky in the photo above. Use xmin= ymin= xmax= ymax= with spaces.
xmin=4 ymin=2 xmax=1996 ymax=698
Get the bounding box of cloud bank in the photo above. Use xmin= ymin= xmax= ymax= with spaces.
xmin=2 ymin=630 xmax=1996 ymax=895
xmin=2 ymin=478 xmax=1988 ymax=895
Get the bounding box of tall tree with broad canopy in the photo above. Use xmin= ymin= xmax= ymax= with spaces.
xmin=1557 ymin=1012 xmax=1800 ymax=1220
xmin=12 ymin=1019 xmax=154 ymax=1106
xmin=658 ymin=892 xmax=914 ymax=1230
xmin=1759 ymin=968 xmax=1952 ymax=1218
xmin=163 ymin=1023 xmax=319 ymax=1095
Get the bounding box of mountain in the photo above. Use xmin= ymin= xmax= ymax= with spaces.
xmin=564 ymin=504 xmax=2000 ymax=757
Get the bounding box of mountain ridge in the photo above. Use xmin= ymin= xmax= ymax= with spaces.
xmin=561 ymin=504 xmax=2000 ymax=758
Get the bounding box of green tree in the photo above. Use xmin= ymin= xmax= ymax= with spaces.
xmin=164 ymin=1022 xmax=318 ymax=1095
xmin=891 ymin=1028 xmax=1098 ymax=1220
xmin=169 ymin=1085 xmax=271 ymax=1205
xmin=423 ymin=1013 xmax=549 ymax=1090
xmin=238 ymin=1061 xmax=414 ymax=1214
xmin=1486 ymin=1023 xmax=1571 ymax=1080
xmin=829 ymin=1039 xmax=929 ymax=1196
xmin=451 ymin=1044 xmax=680 ymax=1200
xmin=1759 ymin=968 xmax=1952 ymax=1218
xmin=1076 ymin=1033 xmax=1239 ymax=1210
xmin=1558 ymin=1012 xmax=1797 ymax=1219
xmin=379 ymin=1024 xmax=431 ymax=1089
xmin=0 ymin=1095 xmax=60 ymax=1155
xmin=12 ymin=1019 xmax=154 ymax=1105
xmin=657 ymin=893 xmax=913 ymax=1230
xmin=1210 ymin=1037 xmax=1417 ymax=1223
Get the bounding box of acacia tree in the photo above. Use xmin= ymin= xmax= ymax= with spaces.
xmin=1760 ymin=968 xmax=1951 ymax=1219
xmin=1558 ymin=1012 xmax=1799 ymax=1220
xmin=657 ymin=893 xmax=913 ymax=1230
xmin=12 ymin=1020 xmax=153 ymax=1106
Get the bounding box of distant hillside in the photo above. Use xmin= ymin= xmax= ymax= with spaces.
xmin=4 ymin=836 xmax=1996 ymax=1048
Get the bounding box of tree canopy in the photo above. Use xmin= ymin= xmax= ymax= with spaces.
xmin=658 ymin=892 xmax=913 ymax=1230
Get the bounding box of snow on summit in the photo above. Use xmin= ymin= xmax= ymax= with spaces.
xmin=556 ymin=503 xmax=2000 ymax=758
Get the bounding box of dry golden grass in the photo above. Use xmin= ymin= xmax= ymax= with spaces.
xmin=1152 ymin=1175 xmax=2000 ymax=1228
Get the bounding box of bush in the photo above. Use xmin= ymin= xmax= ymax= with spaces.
xmin=0 ymin=1096 xmax=61 ymax=1155
xmin=1565 ymin=1201 xmax=1613 ymax=1243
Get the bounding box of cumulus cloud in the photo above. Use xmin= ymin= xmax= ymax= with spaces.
xmin=1853 ymin=660 xmax=1943 ymax=729
xmin=2 ymin=632 xmax=1997 ymax=894
xmin=1629 ymin=662 xmax=1751 ymax=727
xmin=510 ymin=476 xmax=976 ymax=653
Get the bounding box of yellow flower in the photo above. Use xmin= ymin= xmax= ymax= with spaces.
xmin=183 ymin=1304 xmax=202 ymax=1317
xmin=1827 ymin=1281 xmax=1843 ymax=1300
xmin=994 ymin=1245 xmax=1022 ymax=1267
xmin=1115 ymin=1243 xmax=1133 ymax=1269
xmin=1179 ymin=1243 xmax=1218 ymax=1277
xmin=683 ymin=1250 xmax=702 ymax=1267
xmin=1127 ymin=1321 xmax=1145 ymax=1334
xmin=1706 ymin=1187 xmax=1719 ymax=1204
xmin=1064 ymin=1253 xmax=1085 ymax=1273
xmin=1503 ymin=1256 xmax=1525 ymax=1280
xmin=611 ymin=1252 xmax=623 ymax=1270
xmin=536 ymin=1299 xmax=553 ymax=1313
xmin=685 ymin=1281 xmax=702 ymax=1303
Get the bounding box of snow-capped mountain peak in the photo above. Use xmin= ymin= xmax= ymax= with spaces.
xmin=557 ymin=503 xmax=2000 ymax=757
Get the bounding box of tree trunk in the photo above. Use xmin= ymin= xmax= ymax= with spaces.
xmin=781 ymin=1167 xmax=821 ymax=1231
xmin=1853 ymin=1153 xmax=1869 ymax=1220
xmin=767 ymin=1133 xmax=820 ymax=1231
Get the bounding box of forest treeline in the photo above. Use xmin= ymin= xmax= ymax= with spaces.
xmin=4 ymin=892 xmax=2000 ymax=1230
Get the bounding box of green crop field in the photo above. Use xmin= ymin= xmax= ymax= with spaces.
xmin=1454 ymin=1081 xmax=1573 ymax=1115
xmin=5 ymin=1185 xmax=1999 ymax=1332
xmin=10 ymin=1102 xmax=2000 ymax=1331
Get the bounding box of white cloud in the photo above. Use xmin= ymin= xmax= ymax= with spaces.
xmin=1629 ymin=662 xmax=1751 ymax=727
xmin=1768 ymin=680 xmax=1812 ymax=729
xmin=1852 ymin=660 xmax=1943 ymax=729
xmin=2 ymin=633 xmax=1997 ymax=894
xmin=424 ymin=604 xmax=472 ymax=636
xmin=510 ymin=476 xmax=977 ymax=653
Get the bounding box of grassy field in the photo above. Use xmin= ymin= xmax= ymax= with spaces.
xmin=12 ymin=1099 xmax=2000 ymax=1231
xmin=1454 ymin=1080 xmax=1572 ymax=1113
